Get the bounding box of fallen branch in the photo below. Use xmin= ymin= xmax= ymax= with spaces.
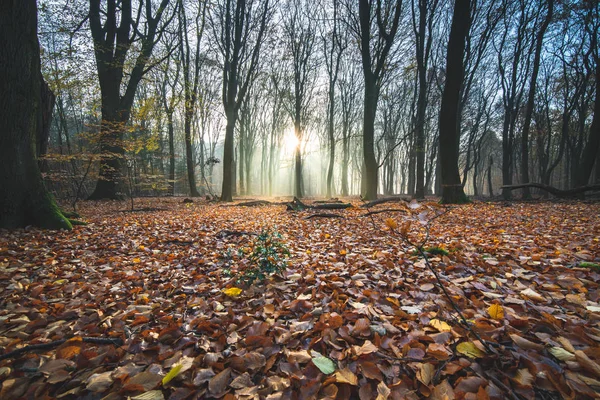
xmin=362 ymin=208 xmax=408 ymax=217
xmin=287 ymin=197 xmax=352 ymax=211
xmin=0 ymin=337 xmax=124 ymax=361
xmin=235 ymin=200 xmax=273 ymax=207
xmin=360 ymin=196 xmax=410 ymax=208
xmin=304 ymin=213 xmax=344 ymax=219
xmin=216 ymin=230 xmax=257 ymax=238
xmin=501 ymin=183 xmax=600 ymax=198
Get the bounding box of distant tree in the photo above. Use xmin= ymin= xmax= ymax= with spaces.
xmin=412 ymin=0 xmax=440 ymax=199
xmin=353 ymin=0 xmax=403 ymax=200
xmin=178 ymin=0 xmax=207 ymax=197
xmin=439 ymin=0 xmax=471 ymax=204
xmin=210 ymin=0 xmax=272 ymax=202
xmin=520 ymin=0 xmax=554 ymax=199
xmin=283 ymin=0 xmax=319 ymax=198
xmin=87 ymin=0 xmax=172 ymax=200
xmin=574 ymin=2 xmax=599 ymax=187
xmin=0 ymin=0 xmax=71 ymax=229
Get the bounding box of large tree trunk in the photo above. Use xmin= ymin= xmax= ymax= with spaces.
xmin=362 ymin=77 xmax=379 ymax=200
xmin=439 ymin=0 xmax=470 ymax=204
xmin=0 ymin=0 xmax=71 ymax=230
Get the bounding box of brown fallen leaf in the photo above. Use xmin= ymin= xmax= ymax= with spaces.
xmin=574 ymin=350 xmax=600 ymax=378
xmin=208 ymin=367 xmax=231 ymax=395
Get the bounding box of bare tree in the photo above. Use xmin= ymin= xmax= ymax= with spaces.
xmin=439 ymin=0 xmax=471 ymax=204
xmin=351 ymin=0 xmax=403 ymax=200
xmin=88 ymin=0 xmax=173 ymax=199
xmin=210 ymin=0 xmax=272 ymax=202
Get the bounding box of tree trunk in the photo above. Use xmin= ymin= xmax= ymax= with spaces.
xmin=37 ymin=77 xmax=55 ymax=173
xmin=439 ymin=0 xmax=470 ymax=204
xmin=575 ymin=60 xmax=600 ymax=187
xmin=363 ymin=78 xmax=379 ymax=200
xmin=167 ymin=111 xmax=175 ymax=195
xmin=520 ymin=0 xmax=553 ymax=199
xmin=294 ymin=123 xmax=304 ymax=198
xmin=0 ymin=0 xmax=71 ymax=230
xmin=221 ymin=116 xmax=236 ymax=201
xmin=487 ymin=156 xmax=494 ymax=197
xmin=184 ymin=109 xmax=200 ymax=197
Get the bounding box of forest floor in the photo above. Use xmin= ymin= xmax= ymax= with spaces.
xmin=1 ymin=197 xmax=600 ymax=399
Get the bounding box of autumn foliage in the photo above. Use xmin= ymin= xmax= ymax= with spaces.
xmin=0 ymin=198 xmax=599 ymax=399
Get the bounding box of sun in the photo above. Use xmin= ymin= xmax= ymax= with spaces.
xmin=284 ymin=127 xmax=300 ymax=153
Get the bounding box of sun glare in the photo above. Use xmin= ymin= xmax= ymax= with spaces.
xmin=284 ymin=128 xmax=300 ymax=153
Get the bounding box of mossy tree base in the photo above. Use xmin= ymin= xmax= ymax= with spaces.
xmin=440 ymin=186 xmax=470 ymax=204
xmin=0 ymin=1 xmax=73 ymax=231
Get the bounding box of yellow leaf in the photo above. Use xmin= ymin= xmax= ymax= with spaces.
xmin=162 ymin=364 xmax=183 ymax=386
xmin=132 ymin=258 xmax=141 ymax=263
xmin=429 ymin=319 xmax=452 ymax=332
xmin=549 ymin=347 xmax=575 ymax=362
xmin=456 ymin=342 xmax=485 ymax=358
xmin=384 ymin=218 xmax=398 ymax=230
xmin=488 ymin=304 xmax=504 ymax=320
xmin=222 ymin=287 xmax=243 ymax=297
xmin=335 ymin=368 xmax=358 ymax=385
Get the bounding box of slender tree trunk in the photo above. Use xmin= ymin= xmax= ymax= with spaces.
xmin=576 ymin=60 xmax=600 ymax=187
xmin=487 ymin=156 xmax=494 ymax=197
xmin=520 ymin=0 xmax=553 ymax=199
xmin=439 ymin=0 xmax=470 ymax=204
xmin=294 ymin=122 xmax=303 ymax=198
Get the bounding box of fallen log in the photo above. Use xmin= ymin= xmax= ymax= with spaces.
xmin=287 ymin=197 xmax=352 ymax=211
xmin=236 ymin=200 xmax=273 ymax=207
xmin=500 ymin=183 xmax=600 ymax=198
xmin=304 ymin=213 xmax=344 ymax=219
xmin=361 ymin=196 xmax=410 ymax=208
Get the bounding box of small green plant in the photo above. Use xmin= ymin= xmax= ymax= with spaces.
xmin=235 ymin=230 xmax=290 ymax=285
xmin=578 ymin=262 xmax=600 ymax=271
xmin=412 ymin=246 xmax=450 ymax=257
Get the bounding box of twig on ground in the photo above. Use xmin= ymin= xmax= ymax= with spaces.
xmin=0 ymin=337 xmax=124 ymax=361
xmin=304 ymin=213 xmax=344 ymax=219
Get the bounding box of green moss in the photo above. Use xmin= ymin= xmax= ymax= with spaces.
xmin=68 ymin=219 xmax=87 ymax=226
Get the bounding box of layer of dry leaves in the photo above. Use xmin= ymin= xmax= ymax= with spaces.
xmin=1 ymin=198 xmax=599 ymax=400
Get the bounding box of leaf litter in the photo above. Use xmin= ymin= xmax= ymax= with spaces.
xmin=0 ymin=198 xmax=599 ymax=399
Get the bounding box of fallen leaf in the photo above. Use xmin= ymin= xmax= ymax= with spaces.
xmin=222 ymin=287 xmax=242 ymax=297
xmin=488 ymin=303 xmax=504 ymax=320
xmin=456 ymin=342 xmax=485 ymax=358
xmin=311 ymin=355 xmax=336 ymax=374
xmin=429 ymin=319 xmax=452 ymax=332
xmin=335 ymin=368 xmax=358 ymax=385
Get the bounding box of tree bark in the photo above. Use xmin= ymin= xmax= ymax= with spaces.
xmin=438 ymin=0 xmax=470 ymax=204
xmin=0 ymin=0 xmax=71 ymax=230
